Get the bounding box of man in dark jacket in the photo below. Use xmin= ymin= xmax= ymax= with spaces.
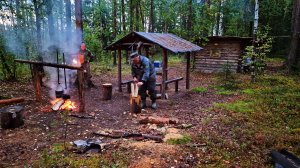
xmin=131 ymin=52 xmax=157 ymax=109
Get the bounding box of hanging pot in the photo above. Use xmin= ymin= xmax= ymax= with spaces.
xmin=55 ymin=84 xmax=64 ymax=98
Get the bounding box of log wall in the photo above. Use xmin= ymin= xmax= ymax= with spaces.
xmin=195 ymin=40 xmax=242 ymax=73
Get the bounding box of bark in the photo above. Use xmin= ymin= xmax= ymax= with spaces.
xmin=253 ymin=0 xmax=259 ymax=36
xmin=287 ymin=0 xmax=300 ymax=72
xmin=65 ymin=0 xmax=71 ymax=35
xmin=32 ymin=0 xmax=43 ymax=61
xmin=75 ymin=0 xmax=83 ymax=43
xmin=139 ymin=2 xmax=144 ymax=30
xmin=135 ymin=1 xmax=139 ymax=31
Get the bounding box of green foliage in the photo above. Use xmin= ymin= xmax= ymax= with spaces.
xmin=192 ymin=87 xmax=207 ymax=93
xmin=244 ymin=26 xmax=273 ymax=79
xmin=166 ymin=135 xmax=192 ymax=145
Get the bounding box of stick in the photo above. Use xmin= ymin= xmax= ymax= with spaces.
xmin=0 ymin=97 xmax=25 ymax=106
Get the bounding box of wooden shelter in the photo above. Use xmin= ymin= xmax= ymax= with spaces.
xmin=194 ymin=36 xmax=251 ymax=73
xmin=105 ymin=32 xmax=202 ymax=99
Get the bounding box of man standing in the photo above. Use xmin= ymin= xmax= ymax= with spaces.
xmin=131 ymin=51 xmax=157 ymax=109
xmin=78 ymin=42 xmax=95 ymax=88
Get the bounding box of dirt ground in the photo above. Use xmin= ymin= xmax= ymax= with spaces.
xmin=0 ymin=62 xmax=263 ymax=167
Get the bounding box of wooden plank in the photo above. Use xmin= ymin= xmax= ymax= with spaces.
xmin=161 ymin=48 xmax=168 ymax=99
xmin=15 ymin=59 xmax=82 ymax=70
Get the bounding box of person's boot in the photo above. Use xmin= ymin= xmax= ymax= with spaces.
xmin=141 ymin=100 xmax=146 ymax=109
xmin=151 ymin=100 xmax=157 ymax=109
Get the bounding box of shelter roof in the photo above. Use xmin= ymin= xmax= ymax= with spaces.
xmin=105 ymin=32 xmax=202 ymax=53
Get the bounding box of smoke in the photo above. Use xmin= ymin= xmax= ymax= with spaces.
xmin=1 ymin=6 xmax=83 ymax=99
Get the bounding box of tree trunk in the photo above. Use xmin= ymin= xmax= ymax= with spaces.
xmin=139 ymin=2 xmax=144 ymax=30
xmin=129 ymin=0 xmax=134 ymax=31
xmin=75 ymin=0 xmax=83 ymax=43
xmin=135 ymin=1 xmax=140 ymax=31
xmin=65 ymin=0 xmax=72 ymax=43
xmin=187 ymin=0 xmax=193 ymax=40
xmin=121 ymin=0 xmax=126 ymax=32
xmin=113 ymin=0 xmax=117 ymax=38
xmin=46 ymin=0 xmax=55 ymax=43
xmin=148 ymin=0 xmax=154 ymax=32
xmin=253 ymin=0 xmax=259 ymax=36
xmin=32 ymin=0 xmax=43 ymax=61
xmin=288 ymin=0 xmax=300 ymax=72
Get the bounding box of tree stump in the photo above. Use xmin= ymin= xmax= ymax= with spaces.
xmin=130 ymin=95 xmax=141 ymax=114
xmin=0 ymin=105 xmax=24 ymax=129
xmin=102 ymin=83 xmax=112 ymax=100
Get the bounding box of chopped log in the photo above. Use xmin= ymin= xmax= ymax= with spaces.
xmin=51 ymin=99 xmax=65 ymax=111
xmin=0 ymin=97 xmax=25 ymax=106
xmin=69 ymin=114 xmax=94 ymax=119
xmin=139 ymin=116 xmax=179 ymax=125
xmin=102 ymin=83 xmax=112 ymax=100
xmin=130 ymin=83 xmax=141 ymax=113
xmin=0 ymin=105 xmax=24 ymax=129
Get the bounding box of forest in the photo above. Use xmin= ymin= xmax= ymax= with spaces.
xmin=0 ymin=0 xmax=299 ymax=167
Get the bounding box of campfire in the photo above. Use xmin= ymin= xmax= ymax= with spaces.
xmin=51 ymin=97 xmax=76 ymax=111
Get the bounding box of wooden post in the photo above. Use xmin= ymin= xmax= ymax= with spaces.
xmin=32 ymin=64 xmax=42 ymax=101
xmin=118 ymin=48 xmax=122 ymax=92
xmin=186 ymin=52 xmax=191 ymax=90
xmin=175 ymin=81 xmax=179 ymax=92
xmin=145 ymin=47 xmax=149 ymax=58
xmin=125 ymin=50 xmax=129 ymax=64
xmin=161 ymin=48 xmax=168 ymax=99
xmin=77 ymin=70 xmax=85 ymax=113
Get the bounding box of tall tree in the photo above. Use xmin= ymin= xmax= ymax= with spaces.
xmin=121 ymin=0 xmax=126 ymax=32
xmin=187 ymin=0 xmax=193 ymax=39
xmin=148 ymin=0 xmax=154 ymax=32
xmin=75 ymin=0 xmax=83 ymax=43
xmin=65 ymin=0 xmax=71 ymax=42
xmin=32 ymin=0 xmax=43 ymax=60
xmin=287 ymin=0 xmax=300 ymax=72
xmin=46 ymin=0 xmax=55 ymax=42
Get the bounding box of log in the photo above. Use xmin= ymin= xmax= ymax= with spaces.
xmin=0 ymin=97 xmax=24 ymax=106
xmin=130 ymin=83 xmax=141 ymax=113
xmin=0 ymin=105 xmax=24 ymax=129
xmin=139 ymin=116 xmax=179 ymax=125
xmin=15 ymin=59 xmax=82 ymax=70
xmin=102 ymin=83 xmax=112 ymax=100
xmin=92 ymin=131 xmax=163 ymax=142
xmin=130 ymin=95 xmax=141 ymax=114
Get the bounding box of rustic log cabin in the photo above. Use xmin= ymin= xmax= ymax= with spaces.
xmin=194 ymin=36 xmax=252 ymax=73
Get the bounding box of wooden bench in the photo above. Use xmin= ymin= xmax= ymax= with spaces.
xmin=122 ymin=77 xmax=183 ymax=94
xmin=156 ymin=77 xmax=183 ymax=93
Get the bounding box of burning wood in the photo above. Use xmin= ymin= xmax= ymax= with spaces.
xmin=51 ymin=98 xmax=76 ymax=111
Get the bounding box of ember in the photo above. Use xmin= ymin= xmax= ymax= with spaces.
xmin=51 ymin=98 xmax=76 ymax=111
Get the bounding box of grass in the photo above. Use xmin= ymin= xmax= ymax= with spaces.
xmin=191 ymin=86 xmax=208 ymax=93
xmin=32 ymin=143 xmax=130 ymax=168
xmin=214 ymin=86 xmax=236 ymax=95
xmin=209 ymin=74 xmax=300 ymax=167
xmin=166 ymin=135 xmax=192 ymax=145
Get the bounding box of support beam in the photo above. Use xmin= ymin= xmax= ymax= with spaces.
xmin=77 ymin=70 xmax=85 ymax=113
xmin=145 ymin=47 xmax=149 ymax=58
xmin=118 ymin=48 xmax=122 ymax=92
xmin=186 ymin=52 xmax=191 ymax=90
xmin=15 ymin=59 xmax=82 ymax=70
xmin=161 ymin=48 xmax=168 ymax=99
xmin=32 ymin=64 xmax=42 ymax=101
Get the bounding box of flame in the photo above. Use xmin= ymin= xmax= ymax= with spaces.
xmin=51 ymin=98 xmax=76 ymax=111
xmin=60 ymin=100 xmax=76 ymax=110
xmin=72 ymin=59 xmax=78 ymax=65
xmin=51 ymin=98 xmax=63 ymax=105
